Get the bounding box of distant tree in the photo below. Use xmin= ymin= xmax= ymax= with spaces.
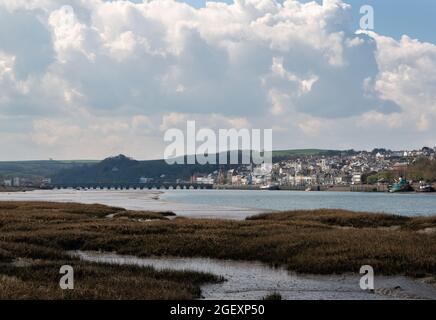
xmin=371 ymin=148 xmax=387 ymax=155
xmin=366 ymin=175 xmax=379 ymax=185
xmin=362 ymin=171 xmax=377 ymax=184
xmin=377 ymin=170 xmax=399 ymax=183
xmin=407 ymin=157 xmax=436 ymax=182
xmin=422 ymin=147 xmax=434 ymax=154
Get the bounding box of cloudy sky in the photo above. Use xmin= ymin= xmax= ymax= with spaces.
xmin=0 ymin=0 xmax=435 ymax=160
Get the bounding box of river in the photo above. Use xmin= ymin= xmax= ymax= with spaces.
xmin=0 ymin=189 xmax=435 ymax=219
xmin=71 ymin=251 xmax=436 ymax=300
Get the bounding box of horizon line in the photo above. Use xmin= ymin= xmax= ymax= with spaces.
xmin=1 ymin=146 xmax=434 ymax=163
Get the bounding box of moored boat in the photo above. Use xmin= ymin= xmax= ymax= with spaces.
xmin=417 ymin=182 xmax=435 ymax=193
xmin=260 ymin=183 xmax=280 ymax=191
xmin=389 ymin=177 xmax=413 ymax=193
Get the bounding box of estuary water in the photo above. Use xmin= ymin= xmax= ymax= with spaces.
xmin=72 ymin=250 xmax=436 ymax=300
xmin=1 ymin=189 xmax=436 ymax=219
xmin=161 ymin=189 xmax=436 ymax=217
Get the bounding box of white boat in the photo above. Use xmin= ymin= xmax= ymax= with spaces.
xmin=260 ymin=184 xmax=280 ymax=190
xmin=417 ymin=183 xmax=435 ymax=193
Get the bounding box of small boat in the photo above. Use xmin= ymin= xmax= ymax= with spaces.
xmin=260 ymin=184 xmax=280 ymax=191
xmin=39 ymin=185 xmax=54 ymax=190
xmin=389 ymin=178 xmax=413 ymax=193
xmin=417 ymin=183 xmax=435 ymax=193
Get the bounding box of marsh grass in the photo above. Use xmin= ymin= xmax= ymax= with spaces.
xmin=1 ymin=201 xmax=436 ymax=299
xmin=263 ymin=292 xmax=282 ymax=300
xmin=0 ymin=260 xmax=222 ymax=299
xmin=113 ymin=210 xmax=175 ymax=220
xmin=0 ymin=202 xmax=221 ymax=299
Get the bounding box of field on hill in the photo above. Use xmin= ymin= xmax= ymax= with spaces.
xmin=0 ymin=160 xmax=98 ymax=179
xmin=272 ymin=149 xmax=343 ymax=158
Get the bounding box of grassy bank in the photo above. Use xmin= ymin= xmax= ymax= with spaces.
xmin=0 ymin=202 xmax=221 ymax=299
xmin=0 ymin=187 xmax=37 ymax=193
xmin=1 ymin=201 xmax=436 ymax=299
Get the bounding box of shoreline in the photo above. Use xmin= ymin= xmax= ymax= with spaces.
xmin=4 ymin=184 xmax=436 ymax=194
xmin=72 ymin=250 xmax=436 ymax=300
xmin=0 ymin=189 xmax=269 ymax=220
xmin=0 ymin=188 xmax=436 ymax=219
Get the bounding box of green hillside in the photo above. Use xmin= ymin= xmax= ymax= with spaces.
xmin=1 ymin=149 xmax=348 ymax=183
xmin=51 ymin=155 xmax=237 ymax=184
xmin=0 ymin=160 xmax=98 ymax=179
xmin=272 ymin=149 xmax=343 ymax=158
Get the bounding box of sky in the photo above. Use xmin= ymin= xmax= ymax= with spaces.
xmin=0 ymin=0 xmax=435 ymax=160
xmin=182 ymin=0 xmax=436 ymax=43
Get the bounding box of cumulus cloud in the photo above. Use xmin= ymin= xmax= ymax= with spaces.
xmin=0 ymin=0 xmax=435 ymax=159
xmin=48 ymin=5 xmax=96 ymax=62
xmin=29 ymin=114 xmax=159 ymax=159
xmin=370 ymin=33 xmax=436 ymax=131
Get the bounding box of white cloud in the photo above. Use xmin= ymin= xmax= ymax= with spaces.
xmin=369 ymin=32 xmax=436 ymax=132
xmin=160 ymin=112 xmax=188 ymax=131
xmin=0 ymin=52 xmax=16 ymax=106
xmin=31 ymin=118 xmax=81 ymax=146
xmin=0 ymin=0 xmax=435 ymax=159
xmin=29 ymin=115 xmax=158 ymax=159
xmin=0 ymin=51 xmax=15 ymax=79
xmin=298 ymin=118 xmax=322 ymax=136
xmin=359 ymin=111 xmax=403 ymax=129
xmin=48 ymin=5 xmax=95 ymax=62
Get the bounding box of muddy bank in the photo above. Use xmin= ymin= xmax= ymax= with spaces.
xmin=71 ymin=251 xmax=436 ymax=300
xmin=0 ymin=189 xmax=264 ymax=219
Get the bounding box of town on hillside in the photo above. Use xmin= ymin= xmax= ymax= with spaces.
xmin=1 ymin=147 xmax=436 ymax=193
xmin=192 ymin=147 xmax=436 ymax=192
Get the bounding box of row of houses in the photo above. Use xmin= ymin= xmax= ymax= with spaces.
xmin=191 ymin=147 xmax=436 ymax=187
xmin=1 ymin=177 xmax=51 ymax=188
xmin=2 ymin=177 xmax=22 ymax=187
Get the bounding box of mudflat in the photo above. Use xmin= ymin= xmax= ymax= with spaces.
xmin=1 ymin=201 xmax=435 ymax=299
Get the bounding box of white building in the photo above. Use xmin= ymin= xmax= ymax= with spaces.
xmin=13 ymin=177 xmax=20 ymax=187
xmin=139 ymin=177 xmax=153 ymax=183
xmin=352 ymin=174 xmax=362 ymax=185
xmin=252 ymin=175 xmax=266 ymax=185
xmin=3 ymin=179 xmax=12 ymax=187
xmin=334 ymin=176 xmax=344 ymax=185
xmin=195 ymin=176 xmax=214 ymax=185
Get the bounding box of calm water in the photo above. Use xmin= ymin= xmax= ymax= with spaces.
xmin=1 ymin=189 xmax=436 ymax=219
xmin=162 ymin=190 xmax=436 ymax=217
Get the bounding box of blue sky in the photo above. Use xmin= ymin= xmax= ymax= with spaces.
xmin=181 ymin=0 xmax=436 ymax=43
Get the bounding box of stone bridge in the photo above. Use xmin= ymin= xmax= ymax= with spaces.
xmin=51 ymin=182 xmax=213 ymax=190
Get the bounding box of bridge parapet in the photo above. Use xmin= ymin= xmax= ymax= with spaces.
xmin=51 ymin=183 xmax=213 ymax=190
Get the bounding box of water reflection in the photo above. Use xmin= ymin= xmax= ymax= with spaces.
xmin=71 ymin=251 xmax=436 ymax=300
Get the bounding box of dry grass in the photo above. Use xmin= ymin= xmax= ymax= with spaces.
xmin=248 ymin=209 xmax=413 ymax=227
xmin=112 ymin=210 xmax=175 ymax=221
xmin=0 ymin=187 xmax=36 ymax=193
xmin=263 ymin=292 xmax=282 ymax=300
xmin=0 ymin=260 xmax=221 ymax=300
xmin=0 ymin=202 xmax=221 ymax=299
xmin=1 ymin=201 xmax=436 ymax=299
